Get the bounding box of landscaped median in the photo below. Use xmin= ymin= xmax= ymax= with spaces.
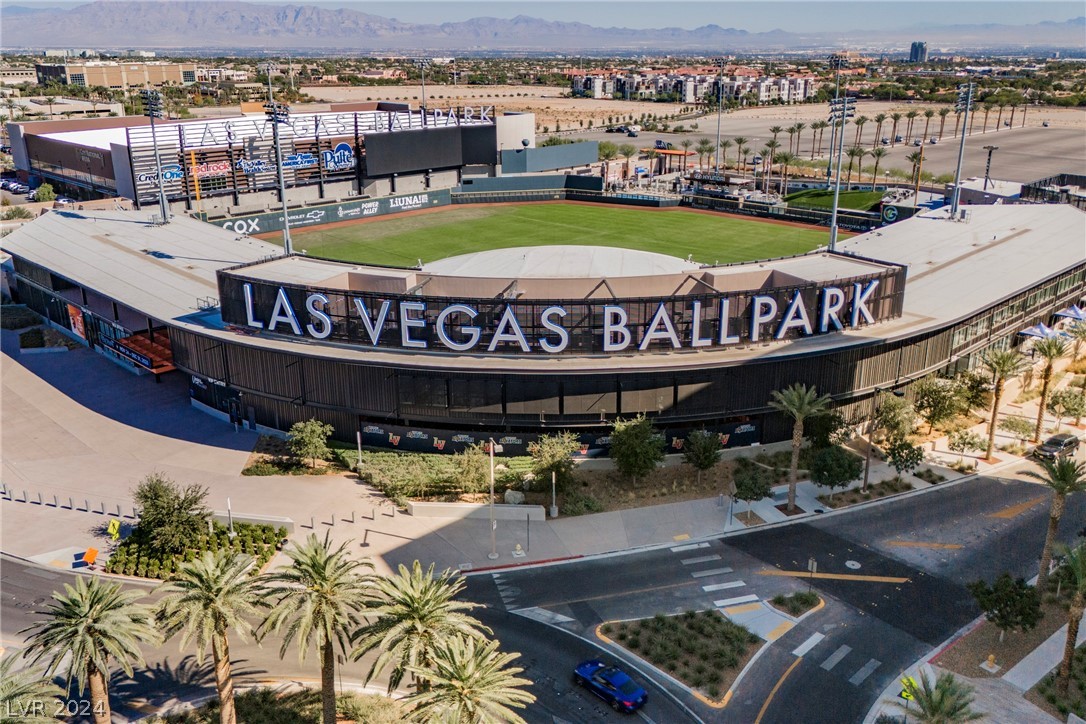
xmin=594 ymin=596 xmax=826 ymax=709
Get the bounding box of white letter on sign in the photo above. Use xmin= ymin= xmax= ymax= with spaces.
xmin=639 ymin=303 xmax=681 ymax=350
xmin=399 ymin=301 xmax=427 ymax=349
xmin=305 ymin=293 xmax=332 ymax=339
xmin=851 ymin=280 xmax=879 ymax=326
xmin=436 ymin=304 xmax=480 ymax=352
xmin=539 ymin=306 xmax=569 ymax=354
xmin=603 ymin=306 xmax=631 ymax=352
xmin=268 ymin=287 xmax=301 ymax=335
xmin=488 ymin=306 xmax=530 ymax=352
xmin=243 ymin=283 xmax=264 ymax=329
xmin=750 ymin=295 xmax=778 ymax=342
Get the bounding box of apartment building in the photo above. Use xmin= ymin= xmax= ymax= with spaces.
xmin=575 ymin=71 xmax=817 ymax=105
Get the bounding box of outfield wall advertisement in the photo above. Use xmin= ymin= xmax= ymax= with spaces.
xmin=206 ymin=189 xmax=452 ymax=236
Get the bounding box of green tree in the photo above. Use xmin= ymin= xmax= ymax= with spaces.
xmin=999 ymin=415 xmax=1035 ymax=445
xmin=288 ymin=418 xmax=334 ymax=468
xmin=618 ymin=143 xmax=637 ymax=178
xmin=609 ymin=415 xmax=664 ymax=483
xmin=947 ymin=430 xmax=985 ymax=466
xmin=1047 ymin=388 xmax=1086 ymax=430
xmin=1067 ymin=321 xmax=1086 ymax=361
xmin=804 ymin=410 xmax=850 ymax=450
xmin=913 ymin=376 xmax=962 ymax=433
xmin=1032 ymin=337 xmax=1068 ymax=442
xmin=886 ymin=440 xmax=925 ymax=476
xmin=809 ymin=445 xmax=862 ymax=502
xmin=404 ymin=635 xmax=536 ymax=723
xmin=769 ymin=383 xmax=831 ymax=512
xmin=682 ymin=429 xmax=720 ymax=483
xmin=732 ymin=458 xmax=774 ymax=522
xmin=1021 ymin=459 xmax=1086 ymax=591
xmin=451 ymin=443 xmax=490 ymax=495
xmin=133 ymin=473 xmax=210 ymax=556
xmin=1055 ymin=542 xmax=1086 ymax=694
xmin=528 ymin=432 xmax=580 ymax=492
xmin=874 ymin=393 xmax=915 ymax=444
xmin=981 ymin=349 xmax=1029 ymax=459
xmin=352 ymin=561 xmax=489 ymax=694
xmin=20 ymin=576 xmax=159 ymax=724
xmin=156 ymin=551 xmax=268 ymax=724
xmin=694 ymin=137 xmax=714 ymax=168
xmin=954 ymin=370 xmax=992 ymax=411
xmin=869 ymin=147 xmax=889 ymax=188
xmin=34 ymin=183 xmax=56 ymax=203
xmin=895 ymin=671 xmax=982 ymax=723
xmin=0 ymin=654 xmax=64 ymax=721
xmin=262 ymin=533 xmax=374 ymax=724
xmin=967 ymin=573 xmax=1041 ymax=642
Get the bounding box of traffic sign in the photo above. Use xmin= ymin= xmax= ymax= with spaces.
xmin=107 ymin=519 xmax=121 ymax=541
xmin=898 ymin=675 xmax=918 ymax=701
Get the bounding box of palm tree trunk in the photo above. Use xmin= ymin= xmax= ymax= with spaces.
xmin=88 ymin=664 xmax=111 ymax=724
xmin=214 ymin=635 xmax=237 ymax=724
xmin=1035 ymin=364 xmax=1054 ymax=442
xmin=1058 ymin=593 xmax=1084 ymax=694
xmin=986 ymin=378 xmax=1004 ymax=460
xmin=321 ymin=639 xmax=336 ymax=724
xmin=787 ymin=421 xmax=803 ymax=512
xmin=1037 ymin=493 xmax=1065 ymax=592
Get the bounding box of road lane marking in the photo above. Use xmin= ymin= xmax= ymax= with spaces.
xmin=723 ymin=602 xmax=762 ymax=615
xmin=715 ymin=594 xmax=759 ymax=607
xmin=821 ymin=645 xmax=852 ymax=671
xmin=988 ymin=495 xmax=1047 ymax=519
xmin=681 ymin=554 xmax=721 ymax=565
xmin=702 ymin=580 xmax=745 ymax=592
xmin=754 ymin=656 xmax=803 ymax=724
xmin=535 ymin=580 xmax=694 ymax=608
xmin=757 ymin=569 xmax=910 ymax=583
xmin=849 ymin=658 xmax=881 ymax=685
xmin=766 ymin=621 xmax=794 ymax=641
xmin=510 ymin=607 xmax=576 ymax=625
xmin=691 ymin=567 xmax=734 ymax=578
xmin=887 ymin=541 xmax=963 ymax=550
xmin=670 ymin=542 xmax=709 ymax=552
xmin=792 ymin=632 xmax=825 ymax=657
xmin=673 ymin=533 xmax=691 ymax=541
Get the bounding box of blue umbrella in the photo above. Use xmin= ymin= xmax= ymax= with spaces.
xmin=1018 ymin=323 xmax=1060 ymax=339
xmin=1055 ymin=305 xmax=1086 ymax=322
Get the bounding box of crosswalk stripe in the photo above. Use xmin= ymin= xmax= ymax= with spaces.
xmin=791 ymin=633 xmax=825 ymax=657
xmin=714 ymin=594 xmax=759 ymax=607
xmin=702 ymin=580 xmax=745 ymax=592
xmin=821 ymin=645 xmax=852 ymax=671
xmin=680 ymin=554 xmax=722 ymax=565
xmin=670 ymin=542 xmax=710 ymax=553
xmin=691 ymin=567 xmax=734 ymax=578
xmin=849 ymin=659 xmax=881 ymax=686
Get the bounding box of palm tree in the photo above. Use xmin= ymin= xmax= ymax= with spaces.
xmin=0 ymin=654 xmax=65 ymax=720
xmin=43 ymin=96 xmax=57 ymax=119
xmin=921 ymin=109 xmax=935 ymax=142
xmin=1055 ymin=542 xmax=1086 ymax=695
xmin=352 ymin=561 xmax=490 ymax=694
xmin=759 ymin=146 xmax=772 ymax=192
xmin=1032 ymin=337 xmax=1068 ymax=442
xmin=1068 ymin=322 xmax=1086 ymax=361
xmin=20 ymin=576 xmax=159 ymax=724
xmin=906 ymin=150 xmax=924 ymax=190
xmin=262 ymin=533 xmax=374 ymax=724
xmin=845 ymin=146 xmax=866 ymax=187
xmin=872 ymin=113 xmax=887 ymax=149
xmin=896 ymin=670 xmax=983 ymax=723
xmin=995 ymin=102 xmax=1006 ymax=131
xmin=733 ymin=136 xmax=748 ymax=167
xmin=695 ymin=138 xmax=714 ymax=169
xmin=785 ymin=125 xmax=797 ymax=155
xmin=1022 ymin=459 xmax=1086 ymax=591
xmin=157 ymin=552 xmax=268 ymax=724
xmin=769 ymin=383 xmax=830 ymax=512
xmin=852 ymin=115 xmax=867 ymax=147
xmin=679 ymin=138 xmax=693 ymax=173
xmin=815 ymin=120 xmax=829 ymax=155
xmin=404 ymin=636 xmax=536 ymax=724
xmin=905 ymin=110 xmax=920 ymax=142
xmin=981 ymin=103 xmax=994 ymax=133
xmin=980 ymin=349 xmax=1029 ymax=460
xmin=810 ymin=120 xmax=827 ymax=157
xmin=773 ymin=151 xmax=797 ymax=196
xmin=952 ymin=109 xmax=963 ymax=138
xmin=869 ymin=147 xmax=888 ymax=189
xmin=794 ymin=122 xmax=807 ymax=156
xmin=768 ymin=125 xmax=783 ymax=144
xmin=598 ymin=143 xmax=618 ymax=180
xmin=890 ymin=113 xmax=903 ymax=146
xmin=1008 ymin=101 xmax=1019 ymax=128
xmin=719 ymin=138 xmax=733 ymax=169
xmin=618 ymin=143 xmax=637 ymax=180
xmin=937 ymin=107 xmax=951 ymax=139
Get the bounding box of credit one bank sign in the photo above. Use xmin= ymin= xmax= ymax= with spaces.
xmin=225 ymin=275 xmax=899 ymax=355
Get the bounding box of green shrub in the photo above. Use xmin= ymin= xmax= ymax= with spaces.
xmin=563 ymin=490 xmax=603 ymax=516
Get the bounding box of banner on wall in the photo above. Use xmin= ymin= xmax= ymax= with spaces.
xmin=66 ymin=304 xmax=86 ymax=340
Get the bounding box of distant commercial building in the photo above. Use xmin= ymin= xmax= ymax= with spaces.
xmin=35 ymin=61 xmax=198 ymax=90
xmin=575 ymin=71 xmax=816 ymax=105
xmin=910 ymin=42 xmax=929 ymax=63
xmin=0 ymin=66 xmax=37 ymax=85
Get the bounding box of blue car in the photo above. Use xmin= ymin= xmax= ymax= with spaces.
xmin=573 ymin=659 xmax=648 ymax=713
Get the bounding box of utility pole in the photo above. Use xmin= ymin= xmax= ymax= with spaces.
xmin=950 ymin=82 xmax=975 ymax=217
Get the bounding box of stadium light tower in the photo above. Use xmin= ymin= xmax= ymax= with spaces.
xmin=982 ymin=145 xmax=999 ymax=191
xmin=415 ymin=59 xmax=431 ymax=114
xmin=827 ymin=95 xmax=855 ymax=251
xmin=713 ymin=56 xmax=725 ymax=170
xmin=261 ymin=68 xmax=294 ymax=256
xmin=950 ymin=83 xmax=975 ymax=217
xmin=824 ymin=54 xmax=847 ymax=182
xmin=139 ymin=88 xmax=170 ymax=225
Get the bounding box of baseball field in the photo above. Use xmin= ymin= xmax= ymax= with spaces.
xmin=264 ymin=203 xmax=830 ymax=268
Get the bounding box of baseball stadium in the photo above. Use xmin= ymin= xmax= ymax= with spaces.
xmin=3 ymin=194 xmax=1084 ymax=457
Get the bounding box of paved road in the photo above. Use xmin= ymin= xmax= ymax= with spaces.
xmin=562 ymin=119 xmax=1082 ymax=182
xmin=464 ymin=470 xmax=1086 ymax=723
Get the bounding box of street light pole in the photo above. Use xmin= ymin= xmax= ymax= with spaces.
xmin=415 ymin=59 xmax=430 ymax=114
xmin=488 ymin=438 xmax=503 ymax=560
xmin=982 ymin=145 xmax=998 ymax=191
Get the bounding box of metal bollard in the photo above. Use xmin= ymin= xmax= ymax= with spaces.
xmin=350 ymin=510 xmax=356 ymax=524
xmin=68 ymin=497 xmax=74 ymax=510
xmin=310 ymin=516 xmax=315 ymax=530
xmin=116 ymin=504 xmax=122 ymax=517
xmin=52 ymin=494 xmax=58 ymax=507
xmin=329 ymin=512 xmax=335 ymax=527
xmin=84 ymin=499 xmax=89 ymax=512
xmin=37 ymin=492 xmax=44 ymax=505
xmin=22 ymin=490 xmax=28 ymax=503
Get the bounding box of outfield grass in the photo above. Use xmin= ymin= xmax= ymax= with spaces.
xmin=784 ymin=189 xmax=885 ymax=212
xmin=270 ymin=203 xmax=828 ymax=267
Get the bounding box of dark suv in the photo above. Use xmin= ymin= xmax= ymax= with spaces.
xmin=1033 ymin=433 xmax=1081 ymax=460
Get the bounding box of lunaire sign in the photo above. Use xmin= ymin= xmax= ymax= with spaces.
xmin=239 ymin=281 xmax=881 ymax=354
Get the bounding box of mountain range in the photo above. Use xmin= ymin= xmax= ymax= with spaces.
xmin=2 ymin=1 xmax=1083 ymax=51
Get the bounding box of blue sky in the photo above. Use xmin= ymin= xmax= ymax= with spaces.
xmin=10 ymin=1 xmax=1081 ymax=31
